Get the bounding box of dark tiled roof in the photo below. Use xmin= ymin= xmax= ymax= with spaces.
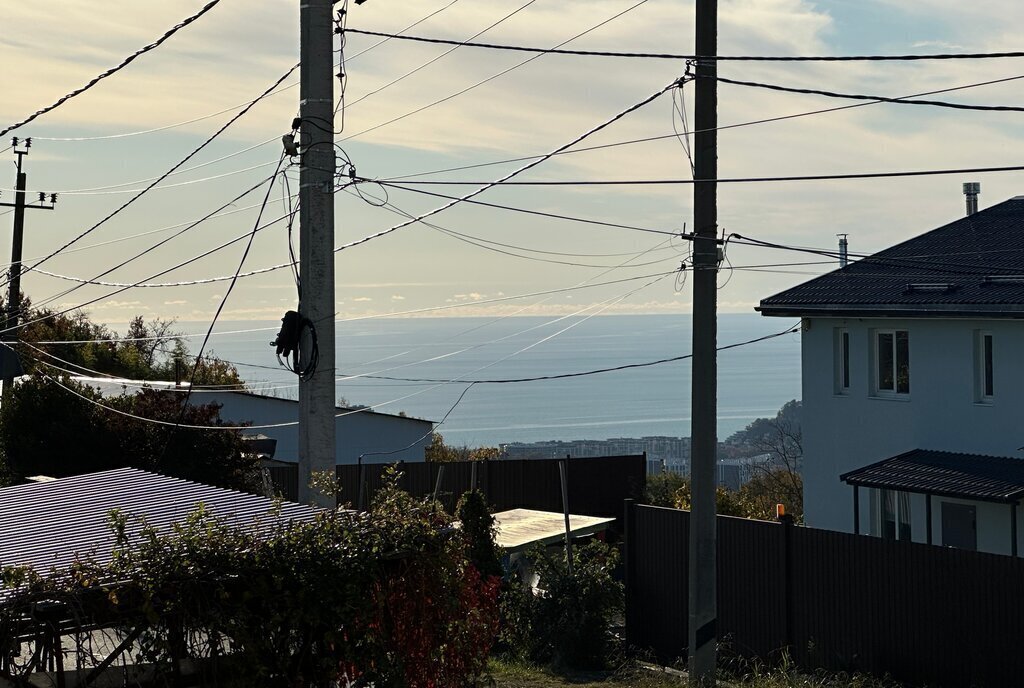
xmin=840 ymin=449 xmax=1024 ymax=503
xmin=758 ymin=197 xmax=1024 ymax=318
xmin=0 ymin=468 xmax=317 ymax=574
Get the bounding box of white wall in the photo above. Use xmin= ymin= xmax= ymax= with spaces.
xmin=198 ymin=392 xmax=433 ymax=465
xmin=802 ymin=316 xmax=1024 ymax=554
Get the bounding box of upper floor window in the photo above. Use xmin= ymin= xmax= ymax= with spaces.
xmin=833 ymin=328 xmax=850 ymax=394
xmin=975 ymin=331 xmax=994 ymax=402
xmin=875 ymin=329 xmax=910 ymax=395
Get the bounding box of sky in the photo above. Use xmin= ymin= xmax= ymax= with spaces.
xmin=2 ymin=0 xmax=1024 ymax=331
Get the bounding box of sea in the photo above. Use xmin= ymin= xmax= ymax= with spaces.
xmin=185 ymin=313 xmax=802 ymax=448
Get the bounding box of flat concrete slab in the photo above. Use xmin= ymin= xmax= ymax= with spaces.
xmin=492 ymin=508 xmax=615 ymax=553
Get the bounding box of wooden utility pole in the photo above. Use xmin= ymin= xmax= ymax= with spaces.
xmin=1 ymin=138 xmax=56 ymax=393
xmin=688 ymin=0 xmax=719 ymax=684
xmin=297 ymin=0 xmax=337 ymax=507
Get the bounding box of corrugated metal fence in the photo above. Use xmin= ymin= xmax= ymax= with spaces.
xmin=625 ymin=502 xmax=1024 ymax=687
xmin=268 ymin=455 xmax=646 ymax=520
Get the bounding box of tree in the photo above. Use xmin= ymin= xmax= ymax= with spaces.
xmin=424 ymin=433 xmax=500 ymax=463
xmin=672 ymin=477 xmax=746 ymax=517
xmin=644 ymin=470 xmax=686 ymax=507
xmin=13 ymin=301 xmax=241 ymax=386
xmin=737 ymin=468 xmax=804 ymax=522
xmin=745 ymin=401 xmax=803 ymax=521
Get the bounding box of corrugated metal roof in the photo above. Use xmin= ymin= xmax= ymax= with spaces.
xmin=840 ymin=449 xmax=1024 ymax=503
xmin=759 ymin=197 xmax=1024 ymax=318
xmin=0 ymin=468 xmax=318 ymax=574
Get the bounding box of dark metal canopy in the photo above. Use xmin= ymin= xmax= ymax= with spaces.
xmin=841 ymin=449 xmax=1024 ymax=503
xmin=0 ymin=467 xmax=317 ymax=575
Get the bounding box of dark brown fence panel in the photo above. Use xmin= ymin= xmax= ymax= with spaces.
xmin=626 ymin=503 xmax=1024 ymax=687
xmin=267 ymin=456 xmax=645 ymax=522
xmin=625 ymin=505 xmax=786 ymax=665
xmin=626 ymin=503 xmax=689 ymax=664
xmin=717 ymin=515 xmax=786 ymax=658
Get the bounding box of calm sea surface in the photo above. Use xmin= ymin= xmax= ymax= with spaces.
xmin=186 ymin=313 xmax=802 ymax=447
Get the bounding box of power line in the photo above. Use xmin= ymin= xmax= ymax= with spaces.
xmin=342 ymin=29 xmax=1024 ymax=62
xmin=39 ymin=372 xmax=297 ymax=430
xmin=372 ymin=162 xmax=1024 ymax=186
xmin=344 ymin=0 xmax=542 ymax=110
xmin=339 ymin=0 xmax=651 ymax=142
xmin=27 ymin=176 xmax=282 ymax=312
xmin=358 ymin=382 xmax=475 ymax=462
xmin=342 ymin=324 xmax=801 ymax=384
xmin=162 ymin=154 xmax=287 ymax=450
xmin=0 ymin=207 xmax=295 ymax=338
xmin=334 ymin=75 xmax=681 ymax=253
xmin=3 ymin=65 xmax=300 ymax=293
xmin=371 ymin=180 xmax=678 ymax=236
xmin=0 ymin=158 xmax=280 ymax=197
xmin=30 ymin=274 xmax=673 ymax=430
xmin=726 ymin=234 xmax=1024 ymax=277
xmin=712 ymin=73 xmax=1024 ymax=112
xmin=381 ymin=73 xmax=1024 ymax=182
xmin=29 ymin=1 xmax=460 ymax=142
xmin=22 ymin=193 xmax=291 ymax=264
xmin=1 ymin=0 xmax=224 ymax=139
xmin=349 ymin=189 xmax=680 ymax=269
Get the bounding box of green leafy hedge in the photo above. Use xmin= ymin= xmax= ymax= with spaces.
xmin=1 ymin=475 xmax=500 ymax=687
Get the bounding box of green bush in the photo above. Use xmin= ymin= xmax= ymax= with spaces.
xmin=521 ymin=539 xmax=624 ymax=670
xmin=644 ymin=471 xmax=686 ymax=507
xmin=457 ymin=489 xmax=503 ymax=579
xmin=1 ymin=477 xmax=501 ymax=687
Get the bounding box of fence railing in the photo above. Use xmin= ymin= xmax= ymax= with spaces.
xmin=624 ymin=501 xmax=1024 ymax=688
xmin=268 ymin=455 xmax=646 ymax=521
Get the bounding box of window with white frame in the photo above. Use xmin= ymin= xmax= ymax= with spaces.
xmin=834 ymin=327 xmax=851 ymax=394
xmin=975 ymin=330 xmax=994 ymax=402
xmin=874 ymin=329 xmax=910 ymax=396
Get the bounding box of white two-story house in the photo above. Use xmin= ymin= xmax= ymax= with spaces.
xmin=758 ymin=194 xmax=1024 ymax=556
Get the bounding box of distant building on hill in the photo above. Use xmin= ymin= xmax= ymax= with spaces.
xmin=502 ymin=436 xmax=690 ymax=464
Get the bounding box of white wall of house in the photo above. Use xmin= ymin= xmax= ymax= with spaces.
xmin=802 ymin=316 xmax=1024 ymax=554
xmin=193 ymin=392 xmax=432 ymax=465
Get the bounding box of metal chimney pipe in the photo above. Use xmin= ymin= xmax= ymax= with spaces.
xmin=837 ymin=234 xmax=849 ymax=268
xmin=963 ymin=182 xmax=981 ymax=216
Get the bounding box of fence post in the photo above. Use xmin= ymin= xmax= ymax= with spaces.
xmin=357 ymin=457 xmax=366 ymax=512
xmin=624 ymin=498 xmax=636 ymax=644
xmin=559 ymin=456 xmax=574 ymax=576
xmin=433 ymin=464 xmax=446 ymax=504
xmin=778 ymin=511 xmax=795 ymax=653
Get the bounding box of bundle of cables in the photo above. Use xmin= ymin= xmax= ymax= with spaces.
xmin=270 ymin=309 xmax=319 ymax=381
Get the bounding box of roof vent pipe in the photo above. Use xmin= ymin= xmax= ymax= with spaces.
xmin=963 ymin=182 xmax=981 ymax=216
xmin=837 ymin=234 xmax=848 ymax=268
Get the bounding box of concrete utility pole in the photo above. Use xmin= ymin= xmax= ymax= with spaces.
xmin=1 ymin=138 xmax=56 ymax=394
xmin=688 ymin=0 xmax=719 ymax=684
xmin=297 ymin=0 xmax=337 ymax=507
